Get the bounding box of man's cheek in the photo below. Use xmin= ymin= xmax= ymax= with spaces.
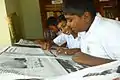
xmin=71 ymin=22 xmax=75 ymax=27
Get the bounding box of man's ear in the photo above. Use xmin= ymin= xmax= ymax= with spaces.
xmin=83 ymin=12 xmax=91 ymax=23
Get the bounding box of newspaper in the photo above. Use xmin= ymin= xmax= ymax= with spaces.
xmin=4 ymin=46 xmax=44 ymax=54
xmin=1 ymin=45 xmax=120 ymax=80
xmin=14 ymin=39 xmax=40 ymax=48
xmin=0 ymin=73 xmax=43 ymax=80
xmin=0 ymin=45 xmax=90 ymax=79
xmin=49 ymin=50 xmax=89 ymax=73
xmin=1 ymin=46 xmax=53 ymax=57
xmin=0 ymin=56 xmax=68 ymax=78
xmin=50 ymin=50 xmax=73 ymax=60
xmin=47 ymin=61 xmax=120 ymax=80
xmin=0 ymin=46 xmax=89 ymax=76
xmin=56 ymin=58 xmax=89 ymax=73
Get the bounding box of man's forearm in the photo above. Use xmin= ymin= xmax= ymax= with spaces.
xmin=72 ymin=52 xmax=115 ymax=66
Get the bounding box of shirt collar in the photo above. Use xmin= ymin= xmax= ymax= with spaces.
xmin=78 ymin=32 xmax=86 ymax=37
xmin=85 ymin=15 xmax=101 ymax=36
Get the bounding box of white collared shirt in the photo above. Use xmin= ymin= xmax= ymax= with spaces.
xmin=81 ymin=15 xmax=120 ymax=60
xmin=53 ymin=32 xmax=82 ymax=49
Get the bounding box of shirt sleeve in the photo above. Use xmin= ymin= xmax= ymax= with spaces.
xmin=53 ymin=33 xmax=67 ymax=46
xmin=44 ymin=30 xmax=57 ymax=40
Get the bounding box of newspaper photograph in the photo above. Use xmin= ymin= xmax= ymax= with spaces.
xmin=48 ymin=50 xmax=89 ymax=73
xmin=0 ymin=56 xmax=68 ymax=78
xmin=56 ymin=59 xmax=89 ymax=73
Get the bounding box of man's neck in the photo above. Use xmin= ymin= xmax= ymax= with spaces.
xmin=71 ymin=32 xmax=78 ymax=38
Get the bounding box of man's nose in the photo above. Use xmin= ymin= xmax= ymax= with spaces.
xmin=61 ymin=27 xmax=66 ymax=33
xmin=66 ymin=21 xmax=71 ymax=27
xmin=62 ymin=26 xmax=70 ymax=34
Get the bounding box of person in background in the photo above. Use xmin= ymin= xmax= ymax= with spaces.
xmin=44 ymin=16 xmax=60 ymax=40
xmin=62 ymin=0 xmax=120 ymax=66
xmin=35 ymin=16 xmax=60 ymax=50
xmin=35 ymin=15 xmax=71 ymax=50
xmin=36 ymin=15 xmax=81 ymax=55
xmin=53 ymin=15 xmax=82 ymax=55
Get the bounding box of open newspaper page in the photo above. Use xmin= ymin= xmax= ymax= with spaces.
xmin=1 ymin=46 xmax=53 ymax=57
xmin=0 ymin=56 xmax=68 ymax=78
xmin=47 ymin=61 xmax=120 ymax=80
xmin=0 ymin=45 xmax=90 ymax=80
xmin=0 ymin=46 xmax=68 ymax=79
xmin=50 ymin=50 xmax=90 ymax=73
xmin=1 ymin=46 xmax=88 ymax=74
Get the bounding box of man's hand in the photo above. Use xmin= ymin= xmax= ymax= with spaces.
xmin=34 ymin=40 xmax=51 ymax=50
xmin=56 ymin=47 xmax=80 ymax=55
xmin=41 ymin=41 xmax=51 ymax=50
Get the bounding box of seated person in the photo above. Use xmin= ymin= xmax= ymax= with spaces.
xmin=51 ymin=15 xmax=83 ymax=55
xmin=36 ymin=15 xmax=81 ymax=55
xmin=44 ymin=16 xmax=61 ymax=40
xmin=54 ymin=25 xmax=82 ymax=55
xmin=62 ymin=0 xmax=119 ymax=66
xmin=35 ymin=16 xmax=60 ymax=49
xmin=55 ymin=13 xmax=102 ymax=55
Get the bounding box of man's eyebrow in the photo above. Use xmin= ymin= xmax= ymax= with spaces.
xmin=64 ymin=12 xmax=74 ymax=15
xmin=64 ymin=15 xmax=73 ymax=19
xmin=64 ymin=16 xmax=69 ymax=19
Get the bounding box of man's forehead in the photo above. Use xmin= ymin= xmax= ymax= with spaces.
xmin=64 ymin=15 xmax=74 ymax=19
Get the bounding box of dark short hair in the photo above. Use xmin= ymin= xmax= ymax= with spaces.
xmin=62 ymin=0 xmax=96 ymax=17
xmin=47 ymin=16 xmax=58 ymax=27
xmin=57 ymin=14 xmax=66 ymax=23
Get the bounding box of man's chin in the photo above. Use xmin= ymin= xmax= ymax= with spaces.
xmin=63 ymin=32 xmax=71 ymax=35
xmin=73 ymin=30 xmax=78 ymax=33
xmin=67 ymin=33 xmax=71 ymax=35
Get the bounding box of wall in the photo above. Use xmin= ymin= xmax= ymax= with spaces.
xmin=5 ymin=0 xmax=20 ymax=15
xmin=5 ymin=0 xmax=23 ymax=43
xmin=0 ymin=0 xmax=11 ymax=48
xmin=19 ymin=0 xmax=43 ymax=39
xmin=5 ymin=0 xmax=43 ymax=40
